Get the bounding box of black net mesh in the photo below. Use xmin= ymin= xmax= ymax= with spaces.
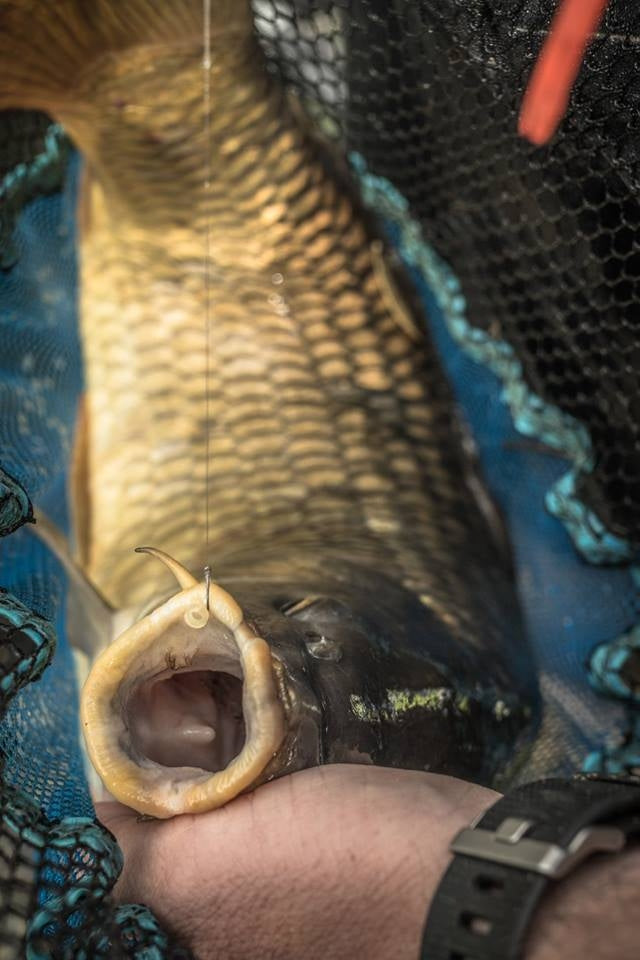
xmin=0 ymin=110 xmax=53 ymax=178
xmin=255 ymin=0 xmax=640 ymax=556
xmin=1 ymin=1 xmax=640 ymax=956
xmin=0 ymin=112 xmax=68 ymax=268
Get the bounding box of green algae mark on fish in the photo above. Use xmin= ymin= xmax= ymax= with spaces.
xmin=351 ymin=688 xmax=477 ymax=724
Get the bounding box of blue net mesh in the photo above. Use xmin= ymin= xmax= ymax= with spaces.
xmin=0 ymin=149 xmax=194 ymax=956
xmin=0 ymin=155 xmax=88 ymax=819
xmin=418 ymin=246 xmax=636 ymax=776
xmin=0 ymin=149 xmax=81 ymax=515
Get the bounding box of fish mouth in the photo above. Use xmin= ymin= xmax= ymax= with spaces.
xmin=80 ymin=551 xmax=285 ymax=818
xmin=127 ymin=667 xmax=246 ymax=773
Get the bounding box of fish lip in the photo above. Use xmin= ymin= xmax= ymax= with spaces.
xmin=80 ymin=582 xmax=285 ymax=818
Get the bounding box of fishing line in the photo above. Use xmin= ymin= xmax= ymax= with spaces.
xmin=203 ymin=0 xmax=212 ymax=560
xmin=204 ymin=564 xmax=212 ymax=611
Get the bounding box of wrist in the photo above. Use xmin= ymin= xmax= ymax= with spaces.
xmin=421 ymin=776 xmax=640 ymax=960
xmin=351 ymin=773 xmax=497 ymax=960
xmin=524 ymin=845 xmax=640 ymax=960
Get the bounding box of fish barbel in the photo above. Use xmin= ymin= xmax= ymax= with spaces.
xmin=0 ymin=0 xmax=539 ymax=816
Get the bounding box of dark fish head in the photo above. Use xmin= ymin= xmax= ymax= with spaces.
xmin=81 ymin=546 xmax=539 ymax=818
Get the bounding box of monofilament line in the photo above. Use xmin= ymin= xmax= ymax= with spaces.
xmin=203 ymin=0 xmax=212 ymax=551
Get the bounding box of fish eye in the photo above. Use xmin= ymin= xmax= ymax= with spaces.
xmin=303 ymin=632 xmax=343 ymax=663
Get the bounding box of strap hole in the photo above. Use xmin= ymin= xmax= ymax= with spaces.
xmin=449 ymin=953 xmax=466 ymax=960
xmin=460 ymin=912 xmax=493 ymax=936
xmin=475 ymin=873 xmax=504 ymax=893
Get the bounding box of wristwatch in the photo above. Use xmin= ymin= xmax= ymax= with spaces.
xmin=420 ymin=774 xmax=640 ymax=960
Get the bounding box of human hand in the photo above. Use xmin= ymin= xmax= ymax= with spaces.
xmin=97 ymin=765 xmax=497 ymax=960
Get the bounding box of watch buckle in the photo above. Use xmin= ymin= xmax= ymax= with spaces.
xmin=451 ymin=816 xmax=625 ymax=879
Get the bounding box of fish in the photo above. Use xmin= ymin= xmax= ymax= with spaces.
xmin=1 ymin=0 xmax=540 ymax=817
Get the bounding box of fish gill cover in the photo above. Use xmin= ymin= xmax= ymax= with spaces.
xmin=0 ymin=0 xmax=639 ymax=956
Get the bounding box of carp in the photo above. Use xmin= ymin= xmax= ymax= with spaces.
xmin=0 ymin=0 xmax=539 ymax=817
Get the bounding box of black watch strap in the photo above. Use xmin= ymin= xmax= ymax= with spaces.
xmin=420 ymin=775 xmax=640 ymax=960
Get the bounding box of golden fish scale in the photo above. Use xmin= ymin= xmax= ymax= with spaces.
xmin=0 ymin=19 xmax=503 ymax=650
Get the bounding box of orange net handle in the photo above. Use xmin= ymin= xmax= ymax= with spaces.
xmin=519 ymin=0 xmax=609 ymax=146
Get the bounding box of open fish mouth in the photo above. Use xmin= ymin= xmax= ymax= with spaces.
xmin=129 ymin=669 xmax=245 ymax=772
xmin=81 ymin=548 xmax=285 ymax=818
